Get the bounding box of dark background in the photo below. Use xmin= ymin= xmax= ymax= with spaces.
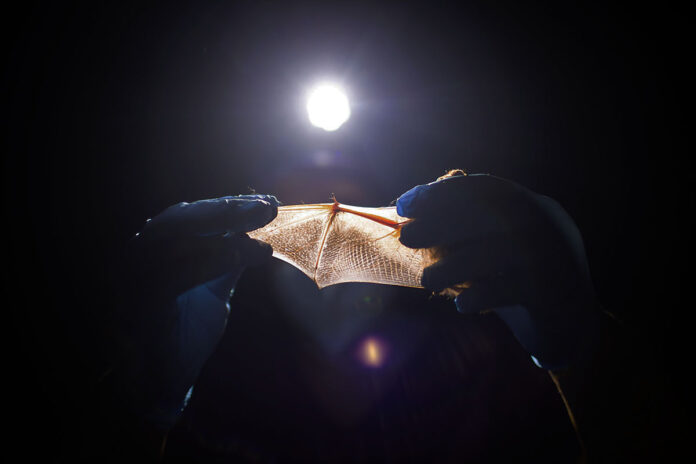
xmin=3 ymin=1 xmax=688 ymax=461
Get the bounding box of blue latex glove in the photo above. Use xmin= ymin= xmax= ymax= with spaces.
xmin=120 ymin=194 xmax=278 ymax=429
xmin=397 ymin=173 xmax=600 ymax=370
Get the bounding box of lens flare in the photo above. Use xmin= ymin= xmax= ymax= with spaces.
xmin=358 ymin=336 xmax=388 ymax=368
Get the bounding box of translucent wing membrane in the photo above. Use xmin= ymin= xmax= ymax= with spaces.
xmin=248 ymin=202 xmax=437 ymax=289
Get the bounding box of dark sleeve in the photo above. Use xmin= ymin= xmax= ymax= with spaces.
xmin=550 ymin=310 xmax=679 ymax=461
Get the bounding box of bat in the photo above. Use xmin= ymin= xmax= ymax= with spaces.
xmin=248 ymin=199 xmax=438 ymax=289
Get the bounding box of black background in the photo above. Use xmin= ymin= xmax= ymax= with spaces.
xmin=3 ymin=1 xmax=689 ymax=461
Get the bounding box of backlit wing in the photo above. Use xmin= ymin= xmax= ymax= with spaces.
xmin=248 ymin=203 xmax=437 ymax=289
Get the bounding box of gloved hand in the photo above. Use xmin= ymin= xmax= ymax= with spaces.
xmin=397 ymin=173 xmax=600 ymax=370
xmin=117 ymin=194 xmax=278 ymax=429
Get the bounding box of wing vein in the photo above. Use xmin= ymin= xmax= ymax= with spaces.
xmin=313 ymin=209 xmax=338 ymax=283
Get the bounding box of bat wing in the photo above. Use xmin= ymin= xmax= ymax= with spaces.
xmin=249 ymin=203 xmax=437 ymax=289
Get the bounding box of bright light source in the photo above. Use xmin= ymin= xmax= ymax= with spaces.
xmin=306 ymin=84 xmax=351 ymax=131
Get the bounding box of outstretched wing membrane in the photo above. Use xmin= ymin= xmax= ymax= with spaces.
xmin=249 ymin=202 xmax=437 ymax=289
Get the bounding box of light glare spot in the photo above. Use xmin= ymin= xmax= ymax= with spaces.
xmin=359 ymin=337 xmax=387 ymax=368
xmin=306 ymin=84 xmax=351 ymax=131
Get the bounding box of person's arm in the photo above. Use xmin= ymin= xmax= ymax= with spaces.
xmin=547 ymin=308 xmax=669 ymax=462
xmin=79 ymin=194 xmax=278 ymax=459
xmin=395 ymin=171 xmax=661 ymax=460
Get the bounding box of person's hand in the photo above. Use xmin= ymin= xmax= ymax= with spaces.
xmin=397 ymin=172 xmax=600 ymax=370
xmin=117 ymin=194 xmax=278 ymax=429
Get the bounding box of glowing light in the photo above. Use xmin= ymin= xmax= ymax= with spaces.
xmin=306 ymin=84 xmax=351 ymax=131
xmin=358 ymin=337 xmax=387 ymax=368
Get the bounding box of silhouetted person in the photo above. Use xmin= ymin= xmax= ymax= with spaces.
xmin=89 ymin=172 xmax=649 ymax=461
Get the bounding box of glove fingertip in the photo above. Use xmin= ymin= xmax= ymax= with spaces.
xmin=396 ymin=186 xmax=422 ymax=217
xmin=234 ymin=199 xmax=278 ymax=231
xmin=262 ymin=194 xmax=280 ymax=208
